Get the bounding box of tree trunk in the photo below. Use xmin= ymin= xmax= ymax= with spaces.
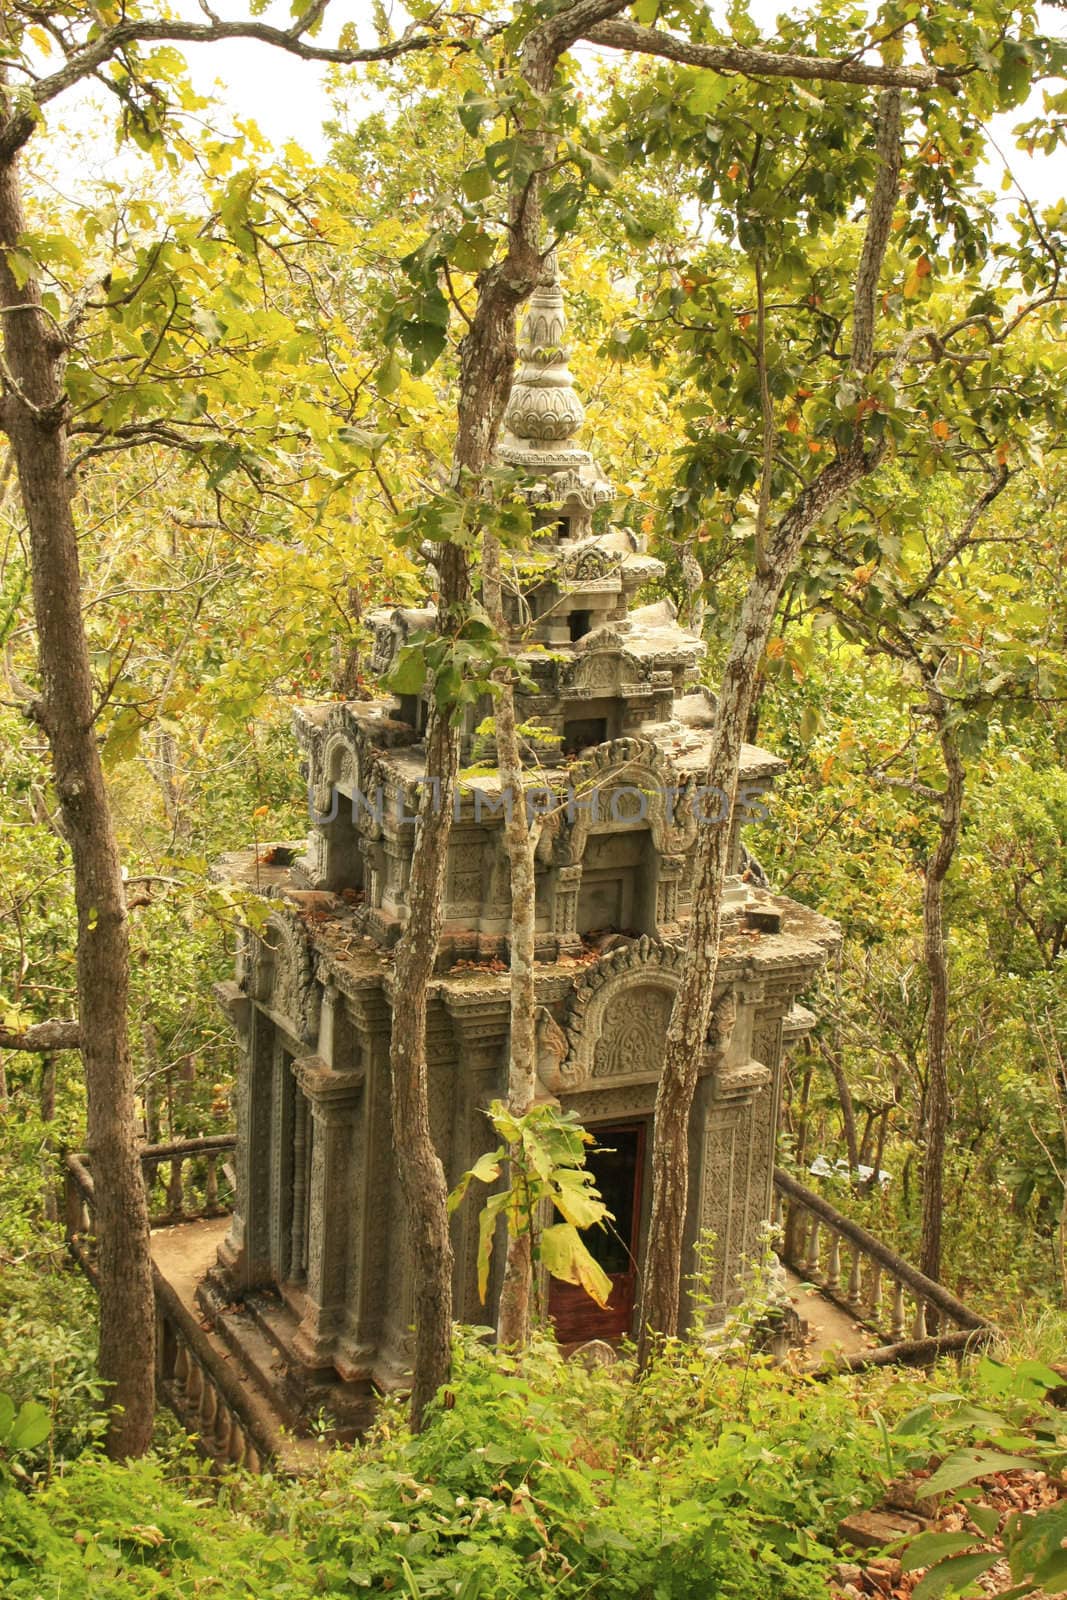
xmin=482 ymin=532 xmax=538 ymax=1348
xmin=821 ymin=1042 xmax=860 ymax=1173
xmin=638 ymin=90 xmax=901 ymax=1365
xmin=0 ymin=146 xmax=155 ymax=1458
xmin=387 ymin=0 xmax=632 ymax=1422
xmin=918 ymin=688 xmax=965 ymax=1297
xmin=388 ymin=570 xmax=463 ymax=1430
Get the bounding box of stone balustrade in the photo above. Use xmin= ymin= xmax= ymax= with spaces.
xmin=65 ymin=1135 xmax=236 ymax=1234
xmin=773 ymin=1166 xmax=993 ymax=1363
xmin=63 ymin=1138 xmax=277 ymax=1472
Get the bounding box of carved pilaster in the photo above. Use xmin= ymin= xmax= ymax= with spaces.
xmin=442 ymin=988 xmax=509 ymax=1320
xmin=554 ymin=863 xmax=582 ymax=938
xmin=692 ymin=1047 xmax=772 ymax=1325
xmin=268 ymin=1039 xmax=296 ymax=1282
xmin=655 ymin=854 xmax=684 ymax=929
xmin=337 ymin=994 xmax=393 ymax=1381
xmin=291 ymin=1055 xmax=363 ymax=1370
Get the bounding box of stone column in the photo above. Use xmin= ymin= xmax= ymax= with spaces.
xmin=269 ymin=1038 xmax=296 ymax=1283
xmin=292 ymin=1054 xmax=363 ymax=1370
xmin=336 ymin=989 xmax=393 ymax=1383
xmin=443 ymin=989 xmax=510 ymax=1322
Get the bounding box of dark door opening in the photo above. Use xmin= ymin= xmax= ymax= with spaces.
xmin=548 ymin=1121 xmax=645 ymax=1345
xmin=564 ymin=715 xmax=607 ymax=756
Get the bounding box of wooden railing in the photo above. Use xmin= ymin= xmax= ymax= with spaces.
xmin=773 ymin=1167 xmax=994 ymax=1366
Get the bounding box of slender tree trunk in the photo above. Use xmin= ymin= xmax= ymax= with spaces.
xmin=638 ymin=90 xmax=901 ymax=1365
xmin=821 ymin=1042 xmax=860 ymax=1172
xmin=0 ymin=145 xmax=155 ymax=1457
xmin=482 ymin=532 xmax=538 ymax=1348
xmin=918 ymin=687 xmax=964 ymax=1297
xmin=389 ymin=566 xmax=463 ymax=1428
xmin=388 ymin=0 xmax=631 ymax=1423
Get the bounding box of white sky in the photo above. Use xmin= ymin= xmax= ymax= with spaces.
xmin=36 ymin=1 xmax=1067 ymax=219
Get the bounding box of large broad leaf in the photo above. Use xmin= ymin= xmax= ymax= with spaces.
xmin=475 ymin=1191 xmax=509 ymax=1303
xmin=552 ymin=1167 xmax=608 ymax=1230
xmin=903 ymin=1531 xmax=984 ymax=1572
xmin=539 ymin=1223 xmax=612 ymax=1307
xmin=446 ymin=1148 xmax=502 ymax=1215
xmin=911 ymin=1550 xmax=1001 ymax=1599
xmin=1009 ymin=1501 xmax=1067 ymax=1585
xmin=7 ymin=1401 xmax=51 ymax=1452
xmin=924 ymin=1448 xmax=1033 ymax=1498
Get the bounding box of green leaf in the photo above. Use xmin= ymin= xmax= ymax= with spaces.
xmin=376 ymin=350 xmax=403 ymax=396
xmin=552 ymin=1167 xmax=608 ymax=1230
xmin=475 ymin=1190 xmax=509 ymax=1302
xmin=458 ymin=92 xmax=497 ymax=137
xmin=399 ymin=320 xmax=448 ymax=376
xmin=968 ymin=1505 xmax=1001 ymax=1538
xmin=911 ymin=1550 xmax=1000 ymax=1599
xmin=9 ymin=1401 xmax=51 ymax=1452
xmin=903 ymin=1532 xmax=982 ymax=1573
xmin=450 ymin=225 xmax=495 ymax=273
xmin=460 ymin=165 xmax=493 ymax=202
xmin=337 ymin=425 xmax=389 ymax=453
xmin=685 ymin=72 xmax=729 ymax=116
xmin=102 ymin=707 xmax=144 ymax=769
xmin=924 ymin=1449 xmax=1033 ymax=1498
xmin=386 ymin=648 xmax=427 ymax=696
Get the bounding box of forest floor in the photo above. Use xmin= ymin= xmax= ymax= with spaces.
xmin=832 ymin=1465 xmax=1067 ymax=1598
xmin=783 ymin=1269 xmax=880 ymax=1363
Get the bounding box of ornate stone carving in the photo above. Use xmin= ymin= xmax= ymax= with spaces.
xmin=535 ymin=1006 xmax=569 ymax=1097
xmin=560 ymin=545 xmax=619 ymax=584
xmin=260 ymin=914 xmax=320 ymax=1046
xmin=564 ymin=939 xmax=685 ymax=1086
xmin=592 ymin=985 xmax=674 ymax=1078
xmin=503 ymin=251 xmax=585 ymax=445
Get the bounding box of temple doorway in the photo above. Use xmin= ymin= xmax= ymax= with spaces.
xmin=548 ymin=1121 xmax=646 ymax=1345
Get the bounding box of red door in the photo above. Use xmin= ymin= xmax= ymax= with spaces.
xmin=548 ymin=1122 xmax=646 ymax=1346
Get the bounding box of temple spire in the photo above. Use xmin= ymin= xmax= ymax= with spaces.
xmin=503 ymin=249 xmax=585 ymax=445
xmin=498 ymin=251 xmax=614 ymax=529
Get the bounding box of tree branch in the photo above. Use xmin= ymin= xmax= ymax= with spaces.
xmin=583 ymin=17 xmax=956 ymax=91
xmin=1 ymin=7 xmax=496 ymax=157
xmin=851 ymin=89 xmax=902 ymax=378
xmin=0 ymin=1019 xmax=80 ymax=1052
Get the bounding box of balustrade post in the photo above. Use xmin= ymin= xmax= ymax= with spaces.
xmin=167 ymin=1155 xmax=185 ymax=1219
xmin=784 ymin=1199 xmax=803 ymax=1266
xmin=803 ymin=1216 xmax=822 ymax=1279
xmin=173 ymin=1342 xmax=190 ymax=1403
xmin=847 ymin=1247 xmax=863 ymax=1311
xmin=827 ymin=1232 xmax=842 ymax=1294
xmin=214 ymin=1400 xmax=232 ymax=1462
xmin=891 ymin=1279 xmax=906 ymax=1341
xmin=205 ymin=1154 xmax=220 ymax=1215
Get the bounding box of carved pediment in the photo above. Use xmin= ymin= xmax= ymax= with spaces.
xmin=561 ymin=650 xmax=646 ymax=700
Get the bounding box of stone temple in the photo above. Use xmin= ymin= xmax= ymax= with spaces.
xmin=201 ymin=257 xmax=838 ymax=1432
